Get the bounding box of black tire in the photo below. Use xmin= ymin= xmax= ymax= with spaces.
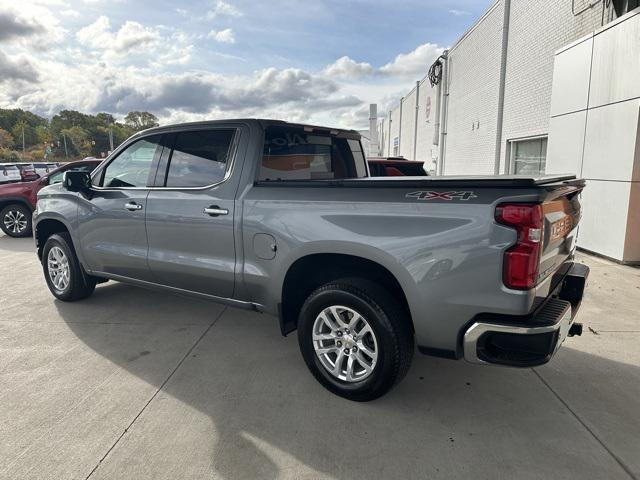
xmin=298 ymin=278 xmax=414 ymax=401
xmin=0 ymin=204 xmax=32 ymax=237
xmin=42 ymin=232 xmax=96 ymax=301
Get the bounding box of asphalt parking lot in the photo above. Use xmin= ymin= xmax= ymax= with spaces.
xmin=1 ymin=234 xmax=639 ymax=480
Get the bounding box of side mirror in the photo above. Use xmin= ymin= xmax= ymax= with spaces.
xmin=63 ymin=170 xmax=92 ymax=192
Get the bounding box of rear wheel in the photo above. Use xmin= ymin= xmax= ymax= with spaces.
xmin=298 ymin=278 xmax=414 ymax=401
xmin=42 ymin=233 xmax=96 ymax=301
xmin=1 ymin=204 xmax=32 ymax=237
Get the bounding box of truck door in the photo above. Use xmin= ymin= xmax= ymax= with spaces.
xmin=145 ymin=127 xmax=241 ymax=298
xmin=78 ymin=135 xmax=164 ymax=281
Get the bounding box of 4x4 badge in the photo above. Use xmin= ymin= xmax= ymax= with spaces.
xmin=406 ymin=191 xmax=478 ymax=201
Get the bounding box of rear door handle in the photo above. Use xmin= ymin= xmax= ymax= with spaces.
xmin=125 ymin=202 xmax=143 ymax=211
xmin=204 ymin=206 xmax=229 ymax=216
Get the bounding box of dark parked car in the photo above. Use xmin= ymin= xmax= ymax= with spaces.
xmin=0 ymin=159 xmax=101 ymax=237
xmin=15 ymin=163 xmax=39 ymax=182
xmin=367 ymin=157 xmax=427 ymax=176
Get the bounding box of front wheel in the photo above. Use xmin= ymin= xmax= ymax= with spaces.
xmin=297 ymin=278 xmax=414 ymax=401
xmin=42 ymin=233 xmax=96 ymax=301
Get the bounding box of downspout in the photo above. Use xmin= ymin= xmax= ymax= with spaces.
xmin=438 ymin=51 xmax=449 ymax=175
xmin=398 ymin=97 xmax=404 ymax=156
xmin=413 ymin=80 xmax=420 ymax=161
xmin=494 ymin=0 xmax=511 ymax=175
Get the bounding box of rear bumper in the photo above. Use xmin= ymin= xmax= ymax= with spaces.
xmin=463 ymin=262 xmax=589 ymax=367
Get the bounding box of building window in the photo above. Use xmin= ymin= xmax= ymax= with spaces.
xmin=393 ymin=137 xmax=399 ymax=156
xmin=510 ymin=136 xmax=548 ymax=175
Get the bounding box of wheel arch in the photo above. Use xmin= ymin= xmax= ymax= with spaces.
xmin=35 ymin=217 xmax=73 ymax=260
xmin=279 ymin=252 xmax=414 ymax=336
xmin=0 ymin=197 xmax=33 ymax=213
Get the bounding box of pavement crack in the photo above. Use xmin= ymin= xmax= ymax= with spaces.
xmin=532 ymin=369 xmax=637 ymax=480
xmin=84 ymin=306 xmax=227 ymax=480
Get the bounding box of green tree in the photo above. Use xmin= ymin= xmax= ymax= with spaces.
xmin=0 ymin=128 xmax=14 ymax=148
xmin=124 ymin=111 xmax=159 ymax=131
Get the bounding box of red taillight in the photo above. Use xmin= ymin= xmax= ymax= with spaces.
xmin=496 ymin=203 xmax=544 ymax=290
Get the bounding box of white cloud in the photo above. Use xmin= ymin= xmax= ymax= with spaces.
xmin=76 ymin=16 xmax=162 ymax=55
xmin=449 ymin=9 xmax=471 ymax=16
xmin=206 ymin=0 xmax=242 ymax=20
xmin=208 ymin=28 xmax=235 ymax=44
xmin=323 ymin=56 xmax=373 ymax=79
xmin=379 ymin=43 xmax=443 ymax=77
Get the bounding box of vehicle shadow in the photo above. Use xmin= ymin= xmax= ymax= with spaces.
xmin=54 ymin=282 xmax=640 ymax=480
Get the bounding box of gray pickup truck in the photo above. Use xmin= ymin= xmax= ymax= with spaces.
xmin=33 ymin=119 xmax=589 ymax=401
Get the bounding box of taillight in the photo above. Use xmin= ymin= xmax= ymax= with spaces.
xmin=495 ymin=203 xmax=544 ymax=290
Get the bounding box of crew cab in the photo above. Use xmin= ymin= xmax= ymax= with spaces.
xmin=0 ymin=159 xmax=100 ymax=237
xmin=33 ymin=120 xmax=589 ymax=401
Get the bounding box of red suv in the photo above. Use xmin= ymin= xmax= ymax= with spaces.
xmin=0 ymin=159 xmax=101 ymax=237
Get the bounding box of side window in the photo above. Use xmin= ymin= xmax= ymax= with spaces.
xmin=165 ymin=129 xmax=235 ymax=188
xmin=99 ymin=136 xmax=162 ymax=188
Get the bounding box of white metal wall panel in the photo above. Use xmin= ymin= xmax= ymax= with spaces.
xmin=546 ymin=110 xmax=587 ymax=175
xmin=582 ymin=99 xmax=640 ymax=182
xmin=578 ymin=179 xmax=631 ymax=260
xmin=549 ymin=36 xmax=593 ymax=117
xmin=589 ymin=10 xmax=640 ymax=108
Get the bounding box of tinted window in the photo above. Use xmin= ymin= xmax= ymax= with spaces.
xmin=100 ymin=136 xmax=161 ymax=188
xmin=165 ymin=129 xmax=235 ymax=187
xmin=260 ymin=127 xmax=367 ymax=181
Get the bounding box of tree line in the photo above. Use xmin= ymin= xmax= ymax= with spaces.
xmin=0 ymin=109 xmax=159 ymax=162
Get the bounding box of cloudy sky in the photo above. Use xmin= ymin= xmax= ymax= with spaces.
xmin=0 ymin=0 xmax=492 ymax=129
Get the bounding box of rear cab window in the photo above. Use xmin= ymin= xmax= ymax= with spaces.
xmin=163 ymin=129 xmax=236 ymax=188
xmin=259 ymin=126 xmax=367 ymax=181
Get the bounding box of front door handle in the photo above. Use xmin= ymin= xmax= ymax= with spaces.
xmin=125 ymin=202 xmax=143 ymax=211
xmin=204 ymin=206 xmax=229 ymax=216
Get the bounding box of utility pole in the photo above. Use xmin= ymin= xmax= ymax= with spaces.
xmin=63 ymin=134 xmax=69 ymax=161
xmin=108 ymin=126 xmax=114 ymax=152
xmin=22 ymin=125 xmax=25 ymax=156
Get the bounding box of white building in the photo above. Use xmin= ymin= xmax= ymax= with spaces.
xmin=379 ymin=0 xmax=639 ymax=263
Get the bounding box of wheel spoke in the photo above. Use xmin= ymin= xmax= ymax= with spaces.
xmin=312 ymin=332 xmax=335 ymax=341
xmin=345 ymin=355 xmax=356 ymax=381
xmin=347 ymin=311 xmax=362 ymax=329
xmin=332 ymin=350 xmax=346 ymax=376
xmin=329 ymin=306 xmax=348 ymax=328
xmin=315 ymin=346 xmax=339 ymax=356
xmin=353 ymin=351 xmax=373 ymax=373
xmin=357 ymin=324 xmax=373 ymax=338
xmin=319 ymin=311 xmax=339 ymax=331
xmin=358 ymin=343 xmax=376 ymax=359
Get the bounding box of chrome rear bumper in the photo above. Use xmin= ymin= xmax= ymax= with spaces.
xmin=463 ymin=262 xmax=589 ymax=367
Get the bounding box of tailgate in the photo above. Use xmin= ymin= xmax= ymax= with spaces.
xmin=538 ymin=185 xmax=583 ymax=285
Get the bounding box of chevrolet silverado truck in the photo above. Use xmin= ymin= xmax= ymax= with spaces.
xmin=33 ymin=119 xmax=589 ymax=401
